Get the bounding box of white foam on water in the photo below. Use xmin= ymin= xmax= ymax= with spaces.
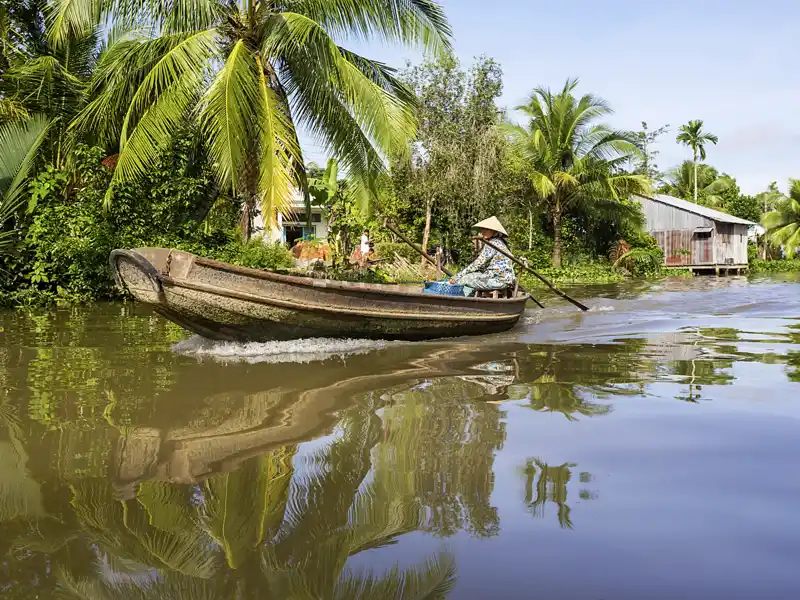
xmin=588 ymin=304 xmax=615 ymax=312
xmin=173 ymin=335 xmax=397 ymax=364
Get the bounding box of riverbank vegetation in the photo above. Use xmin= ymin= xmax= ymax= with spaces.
xmin=0 ymin=1 xmax=797 ymax=306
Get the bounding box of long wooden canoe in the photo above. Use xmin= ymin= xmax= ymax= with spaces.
xmin=109 ymin=248 xmax=529 ymax=341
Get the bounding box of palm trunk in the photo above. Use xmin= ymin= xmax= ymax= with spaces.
xmin=240 ymin=197 xmax=255 ymax=242
xmin=241 ymin=164 xmax=258 ymax=242
xmin=693 ymin=148 xmax=698 ymax=202
xmin=528 ymin=206 xmax=534 ymax=250
xmin=421 ymin=199 xmax=432 ymax=266
xmin=551 ymin=202 xmax=562 ymax=269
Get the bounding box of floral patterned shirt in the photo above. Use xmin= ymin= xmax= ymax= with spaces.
xmin=454 ymin=236 xmax=516 ymax=286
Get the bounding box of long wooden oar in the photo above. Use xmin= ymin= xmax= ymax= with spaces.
xmin=480 ymin=239 xmax=589 ymax=312
xmin=383 ymin=220 xmax=454 ymax=277
xmin=384 ymin=220 xmax=545 ymax=308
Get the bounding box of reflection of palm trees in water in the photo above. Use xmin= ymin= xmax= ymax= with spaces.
xmin=2 ymin=401 xmax=457 ymax=599
xmin=378 ymin=378 xmax=507 ymax=538
xmin=507 ymin=350 xmax=614 ymax=420
xmin=521 ymin=459 xmax=596 ymax=530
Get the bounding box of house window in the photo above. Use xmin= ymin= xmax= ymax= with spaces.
xmin=693 ymin=226 xmax=712 ymax=239
xmin=287 ymin=212 xmax=322 ymax=223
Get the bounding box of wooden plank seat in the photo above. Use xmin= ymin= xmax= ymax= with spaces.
xmin=475 ymin=270 xmax=523 ymax=299
xmin=477 ymin=288 xmax=514 ymax=299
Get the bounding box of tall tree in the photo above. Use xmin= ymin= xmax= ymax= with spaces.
xmin=503 ymin=78 xmax=650 ymax=268
xmin=632 ymin=121 xmax=669 ymax=183
xmin=54 ymin=0 xmax=452 ymax=240
xmin=675 ymin=119 xmax=718 ymax=202
xmin=393 ymin=54 xmax=504 ymax=262
xmin=762 ymin=179 xmax=800 ymax=258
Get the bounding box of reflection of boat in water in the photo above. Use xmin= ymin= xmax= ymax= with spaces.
xmin=456 ymin=360 xmax=517 ymax=399
xmin=111 ymin=345 xmax=522 ymax=497
xmin=110 ymin=248 xmax=529 ymax=342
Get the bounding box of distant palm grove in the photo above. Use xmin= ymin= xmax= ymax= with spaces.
xmin=0 ymin=0 xmax=797 ymax=305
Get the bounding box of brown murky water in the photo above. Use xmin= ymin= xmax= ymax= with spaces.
xmin=1 ymin=274 xmax=799 ymax=599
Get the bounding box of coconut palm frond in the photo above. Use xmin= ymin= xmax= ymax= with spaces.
xmin=762 ymin=195 xmax=800 ymax=256
xmin=0 ymin=115 xmax=51 ymax=254
xmin=54 ymin=565 xmax=114 ymax=600
xmin=295 ymin=0 xmax=452 ymax=56
xmin=69 ymin=480 xmax=217 ymax=578
xmin=201 ymin=449 xmax=294 ymax=570
xmin=102 ymin=28 xmax=218 ymax=207
xmin=46 ymin=0 xmax=105 ymax=49
xmin=333 ymin=552 xmax=457 ymax=600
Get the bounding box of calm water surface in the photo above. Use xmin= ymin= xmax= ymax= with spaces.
xmin=1 ymin=275 xmax=799 ymax=599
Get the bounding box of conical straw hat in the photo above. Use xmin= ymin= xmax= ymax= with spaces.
xmin=472 ymin=216 xmax=508 ymax=236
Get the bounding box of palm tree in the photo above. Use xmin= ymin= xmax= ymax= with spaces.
xmin=51 ymin=0 xmax=451 ymax=239
xmin=503 ymin=79 xmax=650 ymax=268
xmin=757 ymin=181 xmax=785 ymax=214
xmin=762 ymin=179 xmax=800 ymax=258
xmin=675 ymin=119 xmax=718 ymax=202
xmin=663 ymin=160 xmax=734 ymax=207
xmin=0 ymin=0 xmax=101 ymax=166
xmin=0 ymin=115 xmax=51 ymax=255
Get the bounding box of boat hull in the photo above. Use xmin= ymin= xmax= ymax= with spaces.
xmin=110 ymin=248 xmax=529 ymax=342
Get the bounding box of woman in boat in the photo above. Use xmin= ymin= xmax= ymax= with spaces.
xmin=449 ymin=216 xmax=515 ymax=297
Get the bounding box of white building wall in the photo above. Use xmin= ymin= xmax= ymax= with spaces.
xmin=252 ymin=191 xmax=330 ymax=244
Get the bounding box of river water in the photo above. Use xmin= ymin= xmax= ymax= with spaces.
xmin=1 ymin=274 xmax=798 ymax=599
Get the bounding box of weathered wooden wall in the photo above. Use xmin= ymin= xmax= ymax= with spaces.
xmin=653 ymin=230 xmax=714 ymax=266
xmin=714 ymin=223 xmax=748 ymax=264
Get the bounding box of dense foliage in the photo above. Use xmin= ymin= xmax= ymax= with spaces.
xmin=0 ymin=1 xmax=798 ymax=307
xmin=1 ymin=137 xmax=293 ymax=305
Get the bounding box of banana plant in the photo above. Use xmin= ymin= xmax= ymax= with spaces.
xmin=0 ymin=115 xmax=51 ymax=255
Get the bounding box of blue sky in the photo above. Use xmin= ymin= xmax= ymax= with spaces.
xmin=305 ymin=0 xmax=799 ymax=195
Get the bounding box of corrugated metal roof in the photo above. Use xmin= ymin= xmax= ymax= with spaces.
xmin=635 ymin=194 xmax=757 ymax=226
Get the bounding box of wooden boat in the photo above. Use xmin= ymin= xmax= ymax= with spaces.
xmin=109 ymin=247 xmax=529 ymax=342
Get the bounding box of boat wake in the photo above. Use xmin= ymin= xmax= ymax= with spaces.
xmin=173 ymin=335 xmax=396 ymax=364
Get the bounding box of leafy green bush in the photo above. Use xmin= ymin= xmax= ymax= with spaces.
xmin=627 ymin=231 xmax=660 ymax=250
xmin=750 ymin=259 xmax=800 ymax=273
xmin=515 ymin=246 xmax=554 ymax=270
xmin=666 ymin=268 xmax=694 ymax=278
xmin=373 ymin=241 xmax=420 ymax=264
xmin=613 ymin=247 xmax=664 ymax=277
xmin=0 ymin=140 xmax=269 ymax=305
xmin=216 ymin=239 xmax=294 ymax=271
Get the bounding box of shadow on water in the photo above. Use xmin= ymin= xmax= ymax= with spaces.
xmin=0 ymin=273 xmax=799 ymax=599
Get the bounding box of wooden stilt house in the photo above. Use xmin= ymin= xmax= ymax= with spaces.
xmin=636 ymin=194 xmax=758 ymax=274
